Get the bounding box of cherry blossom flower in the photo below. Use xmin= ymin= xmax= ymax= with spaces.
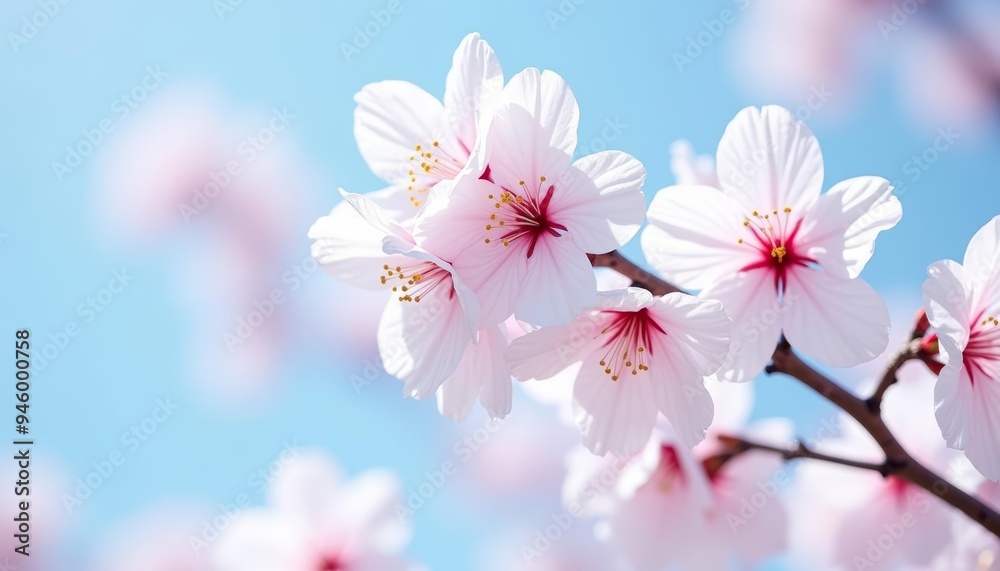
xmin=415 ymin=68 xmax=647 ymax=328
xmin=923 ymin=215 xmax=1000 ymax=481
xmin=506 ymin=287 xmax=730 ymax=455
xmin=354 ymin=32 xmax=503 ymax=210
xmin=642 ymin=105 xmax=901 ymax=382
xmin=560 ymin=419 xmax=789 ymax=571
xmin=213 ymin=451 xmax=416 ymax=571
xmin=309 ymin=190 xmax=511 ymax=421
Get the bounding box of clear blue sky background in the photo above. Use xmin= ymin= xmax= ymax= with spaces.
xmin=2 ymin=0 xmax=999 ymax=569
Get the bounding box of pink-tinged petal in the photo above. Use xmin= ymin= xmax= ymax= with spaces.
xmin=701 ymin=271 xmax=782 ymax=383
xmin=646 ymin=355 xmax=714 ymax=449
xmin=268 ymin=452 xmax=343 ymax=522
xmin=354 ymin=80 xmax=446 ymax=185
xmin=595 ymin=286 xmax=656 ymax=311
xmin=923 ymin=259 xmax=974 ymax=353
xmin=213 ymin=511 xmax=305 ymax=571
xmin=332 ymin=469 xmax=410 ymax=553
xmin=963 ymin=215 xmax=1000 ymax=315
xmin=554 ymin=150 xmax=647 ymax=254
xmin=650 ymin=293 xmax=732 ymax=376
xmin=443 ymin=32 xmax=503 ymax=152
xmin=506 ymin=315 xmax=604 ymax=382
xmin=377 ymin=295 xmax=473 ymax=399
xmin=573 ymin=362 xmax=661 ymax=456
xmin=716 ymin=105 xmax=824 ymax=214
xmin=437 ymin=325 xmax=512 ymax=421
xmin=412 ymin=176 xmax=495 ymax=263
xmin=308 ymin=198 xmax=408 ymax=290
xmin=642 ymin=185 xmax=752 ymax=290
xmin=936 ymin=360 xmax=1000 ymax=482
xmin=515 ymin=236 xmax=597 ymax=327
xmin=783 ymin=269 xmax=890 ymax=367
xmin=339 ymin=189 xmax=417 ymax=248
xmin=498 ymin=67 xmax=579 ymax=156
xmin=482 ymin=102 xmax=572 ymax=194
xmin=799 ymin=176 xmax=901 ymax=279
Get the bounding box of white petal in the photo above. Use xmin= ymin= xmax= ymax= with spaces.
xmin=647 ymin=355 xmax=715 ymax=449
xmin=515 ymin=236 xmax=597 ymax=327
xmin=701 ymin=271 xmax=783 ymax=383
xmin=308 ymin=198 xmax=407 ymax=290
xmin=923 ymin=259 xmax=973 ymax=352
xmin=498 ymin=68 xmax=579 ymax=156
xmin=443 ymin=32 xmax=503 ymax=152
xmin=650 ymin=293 xmax=732 ymax=376
xmin=339 ymin=189 xmax=416 ymax=247
xmin=482 ymin=102 xmax=572 ymax=194
xmin=506 ymin=314 xmax=604 ymax=381
xmin=798 ymin=176 xmax=902 ymax=279
xmin=377 ymin=295 xmax=473 ymax=399
xmin=213 ymin=511 xmax=304 ymax=571
xmin=354 ymin=80 xmax=446 ymax=185
xmin=267 ymin=452 xmax=342 ymax=519
xmin=669 ymin=139 xmax=719 ymax=187
xmin=936 ymin=360 xmax=1000 ymax=482
xmin=641 ymin=185 xmax=752 ymax=290
xmin=716 ymin=105 xmax=824 ymax=214
xmin=964 ymin=215 xmax=1000 ymax=314
xmin=573 ymin=362 xmax=660 ymax=456
xmin=437 ymin=325 xmax=512 ymax=421
xmin=783 ymin=269 xmax=890 ymax=367
xmin=554 ymin=150 xmax=647 ymax=254
xmin=333 ymin=469 xmax=410 ymax=553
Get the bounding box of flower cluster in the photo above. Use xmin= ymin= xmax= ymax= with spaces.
xmin=310 ymin=32 xmax=1000 ymax=510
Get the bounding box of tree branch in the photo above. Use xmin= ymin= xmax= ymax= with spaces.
xmin=768 ymin=345 xmax=1000 ymax=537
xmin=716 ymin=434 xmax=890 ymax=475
xmin=865 ymin=336 xmax=923 ymax=413
xmin=589 ymin=249 xmax=1000 ymax=538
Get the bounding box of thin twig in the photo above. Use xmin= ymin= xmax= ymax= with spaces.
xmin=716 ymin=434 xmax=890 ymax=475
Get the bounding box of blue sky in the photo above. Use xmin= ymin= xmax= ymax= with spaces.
xmin=2 ymin=0 xmax=998 ymax=569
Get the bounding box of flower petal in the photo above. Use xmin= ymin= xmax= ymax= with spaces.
xmin=650 ymin=293 xmax=732 ymax=377
xmin=354 ymin=80 xmax=446 ymax=185
xmin=377 ymin=295 xmax=473 ymax=399
xmin=507 ymin=317 xmax=604 ymax=382
xmin=642 ymin=185 xmax=751 ymax=290
xmin=573 ymin=363 xmax=660 ymax=456
xmin=333 ymin=469 xmax=410 ymax=553
xmin=936 ymin=360 xmax=1000 ymax=482
xmin=963 ymin=215 xmax=1000 ymax=315
xmin=497 ymin=67 xmax=579 ymax=156
xmin=716 ymin=105 xmax=824 ymax=215
xmin=437 ymin=325 xmax=512 ymax=421
xmin=783 ymin=269 xmax=890 ymax=367
xmin=443 ymin=32 xmax=503 ymax=152
xmin=482 ymin=102 xmax=572 ymax=194
xmin=554 ymin=150 xmax=647 ymax=254
xmin=923 ymin=259 xmax=973 ymax=353
xmin=701 ymin=271 xmax=782 ymax=383
xmin=515 ymin=235 xmax=597 ymax=327
xmin=798 ymin=176 xmax=902 ymax=279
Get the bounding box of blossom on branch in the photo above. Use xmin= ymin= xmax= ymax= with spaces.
xmin=642 ymin=105 xmax=902 ymax=382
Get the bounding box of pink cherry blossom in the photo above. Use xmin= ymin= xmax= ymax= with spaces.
xmin=213 ymin=452 xmax=416 ymax=571
xmin=354 ymin=32 xmax=503 ymax=210
xmin=415 ymin=68 xmax=647 ymax=328
xmin=507 ymin=287 xmax=730 ymax=455
xmin=642 ymin=105 xmax=901 ymax=382
xmin=923 ymin=215 xmax=1000 ymax=481
xmin=309 ymin=190 xmax=511 ymax=420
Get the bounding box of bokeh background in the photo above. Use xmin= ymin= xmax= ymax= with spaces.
xmin=2 ymin=0 xmax=1000 ymax=569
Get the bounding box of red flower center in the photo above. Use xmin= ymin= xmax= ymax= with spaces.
xmin=483 ymin=174 xmax=568 ymax=259
xmin=596 ymin=308 xmax=666 ymax=381
xmin=737 ymin=207 xmax=816 ymax=290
